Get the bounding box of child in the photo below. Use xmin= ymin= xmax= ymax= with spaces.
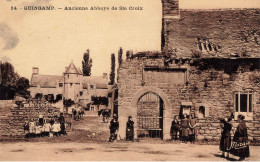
xmin=35 ymin=122 xmax=42 ymax=137
xmin=24 ymin=121 xmax=30 ymax=139
xmin=43 ymin=120 xmax=51 ymax=137
xmin=29 ymin=119 xmax=36 ymax=138
xmin=52 ymin=120 xmax=61 ymax=137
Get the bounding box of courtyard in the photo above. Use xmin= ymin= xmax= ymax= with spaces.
xmin=0 ymin=116 xmax=259 ymax=161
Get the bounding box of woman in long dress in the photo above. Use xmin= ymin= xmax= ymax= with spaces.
xmin=230 ymin=114 xmax=250 ymax=160
xmin=219 ymin=117 xmax=232 ymax=158
xmin=189 ymin=114 xmax=197 ymax=143
xmin=181 ymin=113 xmax=190 ymax=143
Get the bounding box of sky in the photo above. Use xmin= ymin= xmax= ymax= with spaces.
xmin=0 ymin=0 xmax=260 ymax=80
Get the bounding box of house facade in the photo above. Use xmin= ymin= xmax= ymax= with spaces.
xmin=117 ymin=0 xmax=260 ymax=142
xmin=30 ymin=62 xmax=108 ymax=110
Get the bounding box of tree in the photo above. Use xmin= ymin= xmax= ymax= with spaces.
xmin=82 ymin=49 xmax=92 ymax=76
xmin=118 ymin=47 xmax=123 ymax=68
xmin=126 ymin=50 xmax=133 ymax=61
xmin=109 ymin=53 xmax=115 ymax=85
xmin=15 ymin=77 xmax=30 ymax=99
xmin=0 ymin=62 xmax=30 ymax=99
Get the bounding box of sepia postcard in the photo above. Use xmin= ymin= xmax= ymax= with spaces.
xmin=0 ymin=0 xmax=260 ymax=161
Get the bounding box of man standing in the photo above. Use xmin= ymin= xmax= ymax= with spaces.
xmin=109 ymin=114 xmax=119 ymax=142
xmin=59 ymin=113 xmax=66 ymax=135
xmin=126 ymin=116 xmax=134 ymax=141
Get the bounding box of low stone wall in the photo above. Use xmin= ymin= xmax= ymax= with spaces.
xmin=0 ymin=100 xmax=60 ymax=139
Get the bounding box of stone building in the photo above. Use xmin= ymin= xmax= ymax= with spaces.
xmin=117 ymin=0 xmax=260 ymax=142
xmin=30 ymin=62 xmax=108 ymax=109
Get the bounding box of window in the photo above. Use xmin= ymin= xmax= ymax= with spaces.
xmin=70 ymin=83 xmax=72 ymax=87
xmin=195 ymin=103 xmax=209 ymax=118
xmin=80 ymin=91 xmax=83 ymax=96
xmin=90 ymin=85 xmax=94 ymax=90
xmin=67 ymin=75 xmax=69 ymax=79
xmin=235 ymin=92 xmax=252 ymax=113
xmin=198 ymin=106 xmax=205 ymax=118
xmin=234 ymin=92 xmax=253 ymax=120
xmin=59 ymin=83 xmax=63 ymax=87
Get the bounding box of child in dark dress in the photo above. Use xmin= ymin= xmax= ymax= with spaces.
xmin=171 ymin=116 xmax=180 ymax=140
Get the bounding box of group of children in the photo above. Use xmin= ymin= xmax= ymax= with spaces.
xmin=170 ymin=113 xmax=197 ymax=143
xmin=24 ymin=113 xmax=67 ymax=138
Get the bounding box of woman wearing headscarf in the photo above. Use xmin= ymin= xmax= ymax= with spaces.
xmin=219 ymin=117 xmax=232 ymax=158
xmin=230 ymin=114 xmax=250 ymax=160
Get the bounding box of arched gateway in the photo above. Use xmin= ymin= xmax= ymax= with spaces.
xmin=118 ymin=86 xmax=172 ymax=140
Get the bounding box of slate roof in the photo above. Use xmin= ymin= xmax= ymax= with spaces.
xmin=64 ymin=62 xmax=79 ymax=74
xmin=30 ymin=75 xmax=63 ymax=88
xmin=165 ymin=9 xmax=260 ymax=58
xmin=82 ymin=76 xmax=108 ymax=89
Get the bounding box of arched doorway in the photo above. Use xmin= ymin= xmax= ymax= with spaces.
xmin=137 ymin=92 xmax=164 ymax=139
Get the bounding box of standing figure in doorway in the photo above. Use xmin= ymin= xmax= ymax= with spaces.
xmin=109 ymin=114 xmax=119 ymax=142
xmin=126 ymin=116 xmax=134 ymax=141
xmin=171 ymin=115 xmax=180 ymax=140
xmin=181 ymin=113 xmax=190 ymax=143
xmin=230 ymin=114 xmax=250 ymax=160
xmin=189 ymin=113 xmax=197 ymax=143
xmin=219 ymin=117 xmax=232 ymax=158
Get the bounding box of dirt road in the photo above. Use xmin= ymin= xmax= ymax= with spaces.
xmin=1 ymin=141 xmax=260 ymax=161
xmin=1 ymin=116 xmax=259 ymax=161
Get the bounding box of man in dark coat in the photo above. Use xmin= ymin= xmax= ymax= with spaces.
xmin=126 ymin=116 xmax=134 ymax=141
xmin=109 ymin=114 xmax=119 ymax=142
xmin=58 ymin=113 xmax=66 ymax=135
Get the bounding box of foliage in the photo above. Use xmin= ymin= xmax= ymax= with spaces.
xmin=0 ymin=62 xmax=30 ymax=99
xmin=126 ymin=50 xmax=133 ymax=60
xmin=118 ymin=47 xmax=123 ymax=68
xmin=91 ymin=96 xmax=108 ymax=106
xmin=191 ymin=49 xmax=202 ymax=58
xmin=109 ymin=53 xmax=115 ymax=85
xmin=63 ymin=99 xmax=75 ymax=107
xmin=82 ymin=49 xmax=92 ymax=76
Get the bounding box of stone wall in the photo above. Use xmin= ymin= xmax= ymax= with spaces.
xmin=117 ymin=56 xmax=260 ymax=142
xmin=0 ymin=100 xmax=60 ymax=139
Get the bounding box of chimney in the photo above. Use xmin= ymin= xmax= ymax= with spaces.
xmin=162 ymin=0 xmax=180 ymax=19
xmin=32 ymin=67 xmax=39 ymax=75
xmin=103 ymin=73 xmax=108 ymax=80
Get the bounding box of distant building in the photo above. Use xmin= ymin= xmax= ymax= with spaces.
xmin=29 ymin=62 xmax=108 ymax=109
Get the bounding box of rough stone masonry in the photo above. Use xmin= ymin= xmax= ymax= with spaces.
xmin=117 ymin=0 xmax=260 ymax=142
